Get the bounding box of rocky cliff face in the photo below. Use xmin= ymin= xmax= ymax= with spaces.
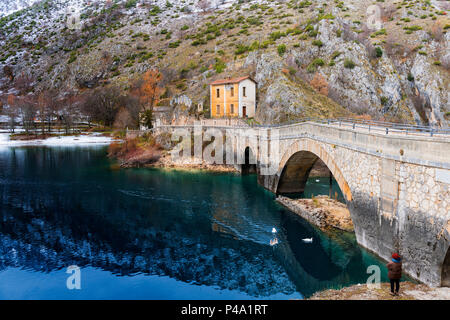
xmin=0 ymin=0 xmax=448 ymax=126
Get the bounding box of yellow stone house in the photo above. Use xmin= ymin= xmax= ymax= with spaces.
xmin=210 ymin=76 xmax=257 ymax=118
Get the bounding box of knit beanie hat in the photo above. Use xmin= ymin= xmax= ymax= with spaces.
xmin=392 ymin=253 xmax=401 ymax=260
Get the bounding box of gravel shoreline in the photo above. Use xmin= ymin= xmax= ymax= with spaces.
xmin=309 ymin=282 xmax=450 ymax=300
xmin=277 ymin=195 xmax=354 ymax=232
xmin=121 ymin=153 xmax=240 ymax=173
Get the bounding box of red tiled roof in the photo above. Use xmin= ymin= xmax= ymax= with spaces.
xmin=210 ymin=76 xmax=256 ymax=85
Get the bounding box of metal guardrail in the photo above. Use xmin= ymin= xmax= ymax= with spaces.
xmin=147 ymin=117 xmax=450 ymax=139
xmin=249 ymin=118 xmax=450 ymax=137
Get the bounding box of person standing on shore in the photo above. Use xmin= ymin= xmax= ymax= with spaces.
xmin=387 ymin=253 xmax=402 ymax=296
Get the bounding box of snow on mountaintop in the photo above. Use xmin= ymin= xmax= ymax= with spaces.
xmin=0 ymin=0 xmax=237 ymax=17
xmin=0 ymin=0 xmax=42 ymax=17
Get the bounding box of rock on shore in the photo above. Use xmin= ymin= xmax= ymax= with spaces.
xmin=277 ymin=195 xmax=354 ymax=232
xmin=146 ymin=153 xmax=239 ymax=173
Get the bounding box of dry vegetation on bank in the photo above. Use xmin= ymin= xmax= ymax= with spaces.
xmin=108 ymin=133 xmax=163 ymax=167
xmin=108 ymin=133 xmax=238 ymax=172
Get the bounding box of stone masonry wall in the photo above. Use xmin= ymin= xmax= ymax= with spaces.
xmin=259 ymin=130 xmax=449 ymax=287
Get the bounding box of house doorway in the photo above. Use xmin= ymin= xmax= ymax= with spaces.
xmin=242 ymin=106 xmax=246 ymax=117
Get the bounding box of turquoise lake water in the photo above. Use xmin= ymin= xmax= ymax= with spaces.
xmin=0 ymin=146 xmax=390 ymax=299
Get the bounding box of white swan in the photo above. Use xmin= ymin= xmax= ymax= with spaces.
xmin=302 ymin=237 xmax=313 ymax=243
xmin=272 ymin=227 xmax=277 ymax=234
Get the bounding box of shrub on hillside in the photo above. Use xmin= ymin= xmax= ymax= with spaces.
xmin=375 ymin=47 xmax=383 ymax=57
xmin=306 ymin=58 xmax=325 ymax=73
xmin=312 ymin=40 xmax=323 ymax=47
xmin=213 ymin=58 xmax=226 ymax=73
xmin=125 ymin=0 xmax=138 ymax=9
xmin=277 ymin=44 xmax=287 ymax=56
xmin=344 ymin=58 xmax=356 ymax=69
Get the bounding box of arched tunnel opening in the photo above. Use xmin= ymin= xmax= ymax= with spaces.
xmin=274 ymin=149 xmax=359 ymax=290
xmin=442 ymin=247 xmax=450 ymax=287
xmin=241 ymin=147 xmax=257 ymax=175
xmin=277 ymin=151 xmax=345 ymax=203
xmin=305 ymin=158 xmax=345 ymax=203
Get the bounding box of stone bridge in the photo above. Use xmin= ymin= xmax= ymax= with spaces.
xmin=152 ymin=121 xmax=450 ymax=287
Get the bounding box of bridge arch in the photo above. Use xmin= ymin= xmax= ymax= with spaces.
xmin=275 ymin=140 xmax=352 ymax=202
xmin=242 ymin=146 xmax=257 ymax=174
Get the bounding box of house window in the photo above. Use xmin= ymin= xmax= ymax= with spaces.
xmin=216 ymin=105 xmax=220 ymax=114
xmin=230 ymin=87 xmax=234 ymax=97
xmin=243 ymin=86 xmax=246 ymax=97
xmin=216 ymin=88 xmax=220 ymax=98
xmin=230 ymin=104 xmax=234 ymax=114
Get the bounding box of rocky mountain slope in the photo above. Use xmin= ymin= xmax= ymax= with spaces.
xmin=0 ymin=0 xmax=449 ymax=126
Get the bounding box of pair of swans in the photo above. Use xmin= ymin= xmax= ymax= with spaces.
xmin=271 ymin=228 xmax=313 ymax=243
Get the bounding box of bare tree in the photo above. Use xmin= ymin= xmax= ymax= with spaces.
xmin=17 ymin=95 xmax=37 ymax=134
xmin=5 ymin=94 xmax=19 ymax=133
xmin=59 ymin=92 xmax=84 ymax=134
xmin=47 ymin=90 xmax=61 ymax=132
xmin=83 ymin=86 xmax=121 ymax=127
xmin=79 ymin=91 xmax=94 ymax=128
xmin=37 ymin=91 xmax=53 ymax=134
xmin=121 ymin=93 xmax=142 ymax=129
